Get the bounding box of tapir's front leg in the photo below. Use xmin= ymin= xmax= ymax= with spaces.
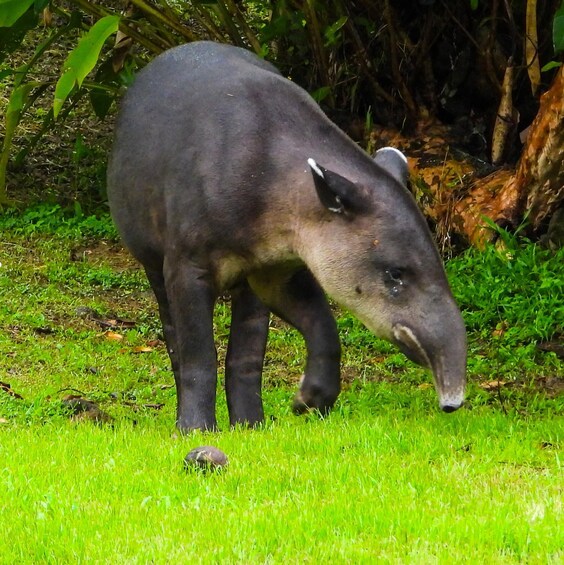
xmin=249 ymin=268 xmax=341 ymax=415
xmin=163 ymin=257 xmax=218 ymax=432
xmin=225 ymin=281 xmax=270 ymax=427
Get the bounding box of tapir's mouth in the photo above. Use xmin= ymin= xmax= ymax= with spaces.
xmin=392 ymin=324 xmax=431 ymax=369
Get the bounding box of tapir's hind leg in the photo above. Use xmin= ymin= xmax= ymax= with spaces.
xmin=145 ymin=267 xmax=179 ymax=377
xmin=155 ymin=258 xmax=218 ymax=432
xmin=249 ymin=268 xmax=341 ymax=415
xmin=225 ymin=281 xmax=270 ymax=427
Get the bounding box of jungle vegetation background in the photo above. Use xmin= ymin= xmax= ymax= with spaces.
xmin=0 ymin=7 xmax=563 ymax=560
xmin=1 ymin=0 xmax=564 ymax=250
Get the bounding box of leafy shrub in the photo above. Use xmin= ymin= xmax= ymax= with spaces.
xmin=0 ymin=203 xmax=117 ymax=239
xmin=447 ymin=240 xmax=564 ymax=345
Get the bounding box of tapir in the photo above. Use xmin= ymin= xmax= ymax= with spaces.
xmin=107 ymin=41 xmax=466 ymax=432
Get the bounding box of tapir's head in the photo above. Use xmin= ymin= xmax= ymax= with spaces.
xmin=303 ymin=148 xmax=466 ymax=412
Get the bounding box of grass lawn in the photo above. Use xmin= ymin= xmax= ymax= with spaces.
xmin=0 ymin=206 xmax=562 ymax=563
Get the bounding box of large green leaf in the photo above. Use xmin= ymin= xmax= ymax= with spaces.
xmin=324 ymin=16 xmax=348 ymax=46
xmin=0 ymin=7 xmax=38 ymax=64
xmin=89 ymin=58 xmax=120 ymax=120
xmin=0 ymin=0 xmax=35 ymax=27
xmin=0 ymin=82 xmax=36 ymax=202
xmin=53 ymin=15 xmax=120 ymax=117
xmin=554 ymin=1 xmax=564 ymax=53
xmin=4 ymin=83 xmax=34 ymax=132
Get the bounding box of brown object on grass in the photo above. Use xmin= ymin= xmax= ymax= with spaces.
xmin=62 ymin=395 xmax=113 ymax=425
xmin=184 ymin=446 xmax=228 ymax=472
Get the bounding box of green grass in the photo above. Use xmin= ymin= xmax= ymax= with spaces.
xmin=0 ymin=205 xmax=562 ymax=563
xmin=0 ymin=410 xmax=561 ymax=563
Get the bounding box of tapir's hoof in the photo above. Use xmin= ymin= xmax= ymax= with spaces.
xmin=292 ymin=392 xmax=310 ymax=415
xmin=229 ymin=417 xmax=265 ymax=429
xmin=292 ymin=391 xmax=334 ymax=416
xmin=176 ymin=417 xmax=218 ymax=434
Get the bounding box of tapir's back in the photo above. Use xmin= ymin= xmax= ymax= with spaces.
xmin=107 ymin=41 xmax=347 ymax=266
xmin=109 ymin=41 xmax=285 ymax=192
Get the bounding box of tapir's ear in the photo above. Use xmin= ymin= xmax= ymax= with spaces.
xmin=373 ymin=147 xmax=409 ymax=185
xmin=308 ymin=158 xmax=368 ymax=215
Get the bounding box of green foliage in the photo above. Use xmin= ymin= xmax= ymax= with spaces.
xmin=554 ymin=0 xmax=564 ymax=52
xmin=0 ymin=1 xmax=41 ymax=64
xmin=0 ymin=202 xmax=117 ymax=239
xmin=0 ymin=0 xmax=487 ymax=203
xmin=54 ymin=15 xmax=120 ymax=117
xmin=0 ymin=82 xmax=35 ymax=198
xmin=447 ymin=240 xmax=563 ymax=345
xmin=0 ymin=0 xmax=563 ymax=244
xmin=446 ymin=234 xmax=564 ymax=382
xmin=0 ymin=0 xmax=35 ymax=27
xmin=0 ymin=5 xmax=86 ymax=203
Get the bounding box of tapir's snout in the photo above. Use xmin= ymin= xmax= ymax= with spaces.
xmin=438 ymin=391 xmax=465 ymax=412
xmin=392 ymin=315 xmax=466 ymax=413
xmin=441 ymin=402 xmax=462 ymax=413
xmin=436 ymin=352 xmax=466 ymax=412
xmin=433 ymin=331 xmax=466 ymax=413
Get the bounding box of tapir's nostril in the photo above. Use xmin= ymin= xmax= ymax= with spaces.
xmin=441 ymin=402 xmax=463 ymax=413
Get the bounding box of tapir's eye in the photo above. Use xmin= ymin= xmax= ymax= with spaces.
xmin=384 ymin=268 xmax=405 ymax=297
xmin=386 ymin=268 xmax=402 ymax=282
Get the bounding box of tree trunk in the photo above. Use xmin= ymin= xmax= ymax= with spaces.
xmin=457 ymin=65 xmax=564 ymax=245
xmin=370 ymin=67 xmax=564 ymax=249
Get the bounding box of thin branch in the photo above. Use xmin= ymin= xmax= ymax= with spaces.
xmin=214 ymin=1 xmax=245 ymax=46
xmin=343 ymin=15 xmax=396 ymax=106
xmin=439 ymin=0 xmax=481 ymax=50
xmin=223 ymin=0 xmax=262 ymax=53
xmin=383 ymin=0 xmax=417 ymax=115
xmin=303 ymin=0 xmax=334 ymax=107
xmin=128 ymin=0 xmax=199 ymax=42
xmin=189 ymin=5 xmax=226 ymax=43
xmin=67 ymin=0 xmax=166 ymax=54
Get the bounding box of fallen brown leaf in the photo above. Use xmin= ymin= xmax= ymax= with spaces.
xmin=97 ymin=317 xmax=136 ymax=329
xmin=537 ymin=341 xmax=564 ymax=359
xmin=0 ymin=381 xmax=24 ymax=400
xmin=371 ymin=356 xmax=388 ymax=363
xmin=492 ymin=321 xmax=509 ymax=338
xmin=132 ymin=346 xmax=153 ymax=354
xmin=479 ymin=380 xmax=508 ymax=390
xmin=103 ymin=331 xmax=124 ymax=341
xmin=144 ymin=403 xmax=165 ymax=410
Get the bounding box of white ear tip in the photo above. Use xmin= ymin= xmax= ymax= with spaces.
xmin=307 ymin=158 xmax=324 ymax=178
xmin=377 ymin=146 xmax=408 ymax=164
